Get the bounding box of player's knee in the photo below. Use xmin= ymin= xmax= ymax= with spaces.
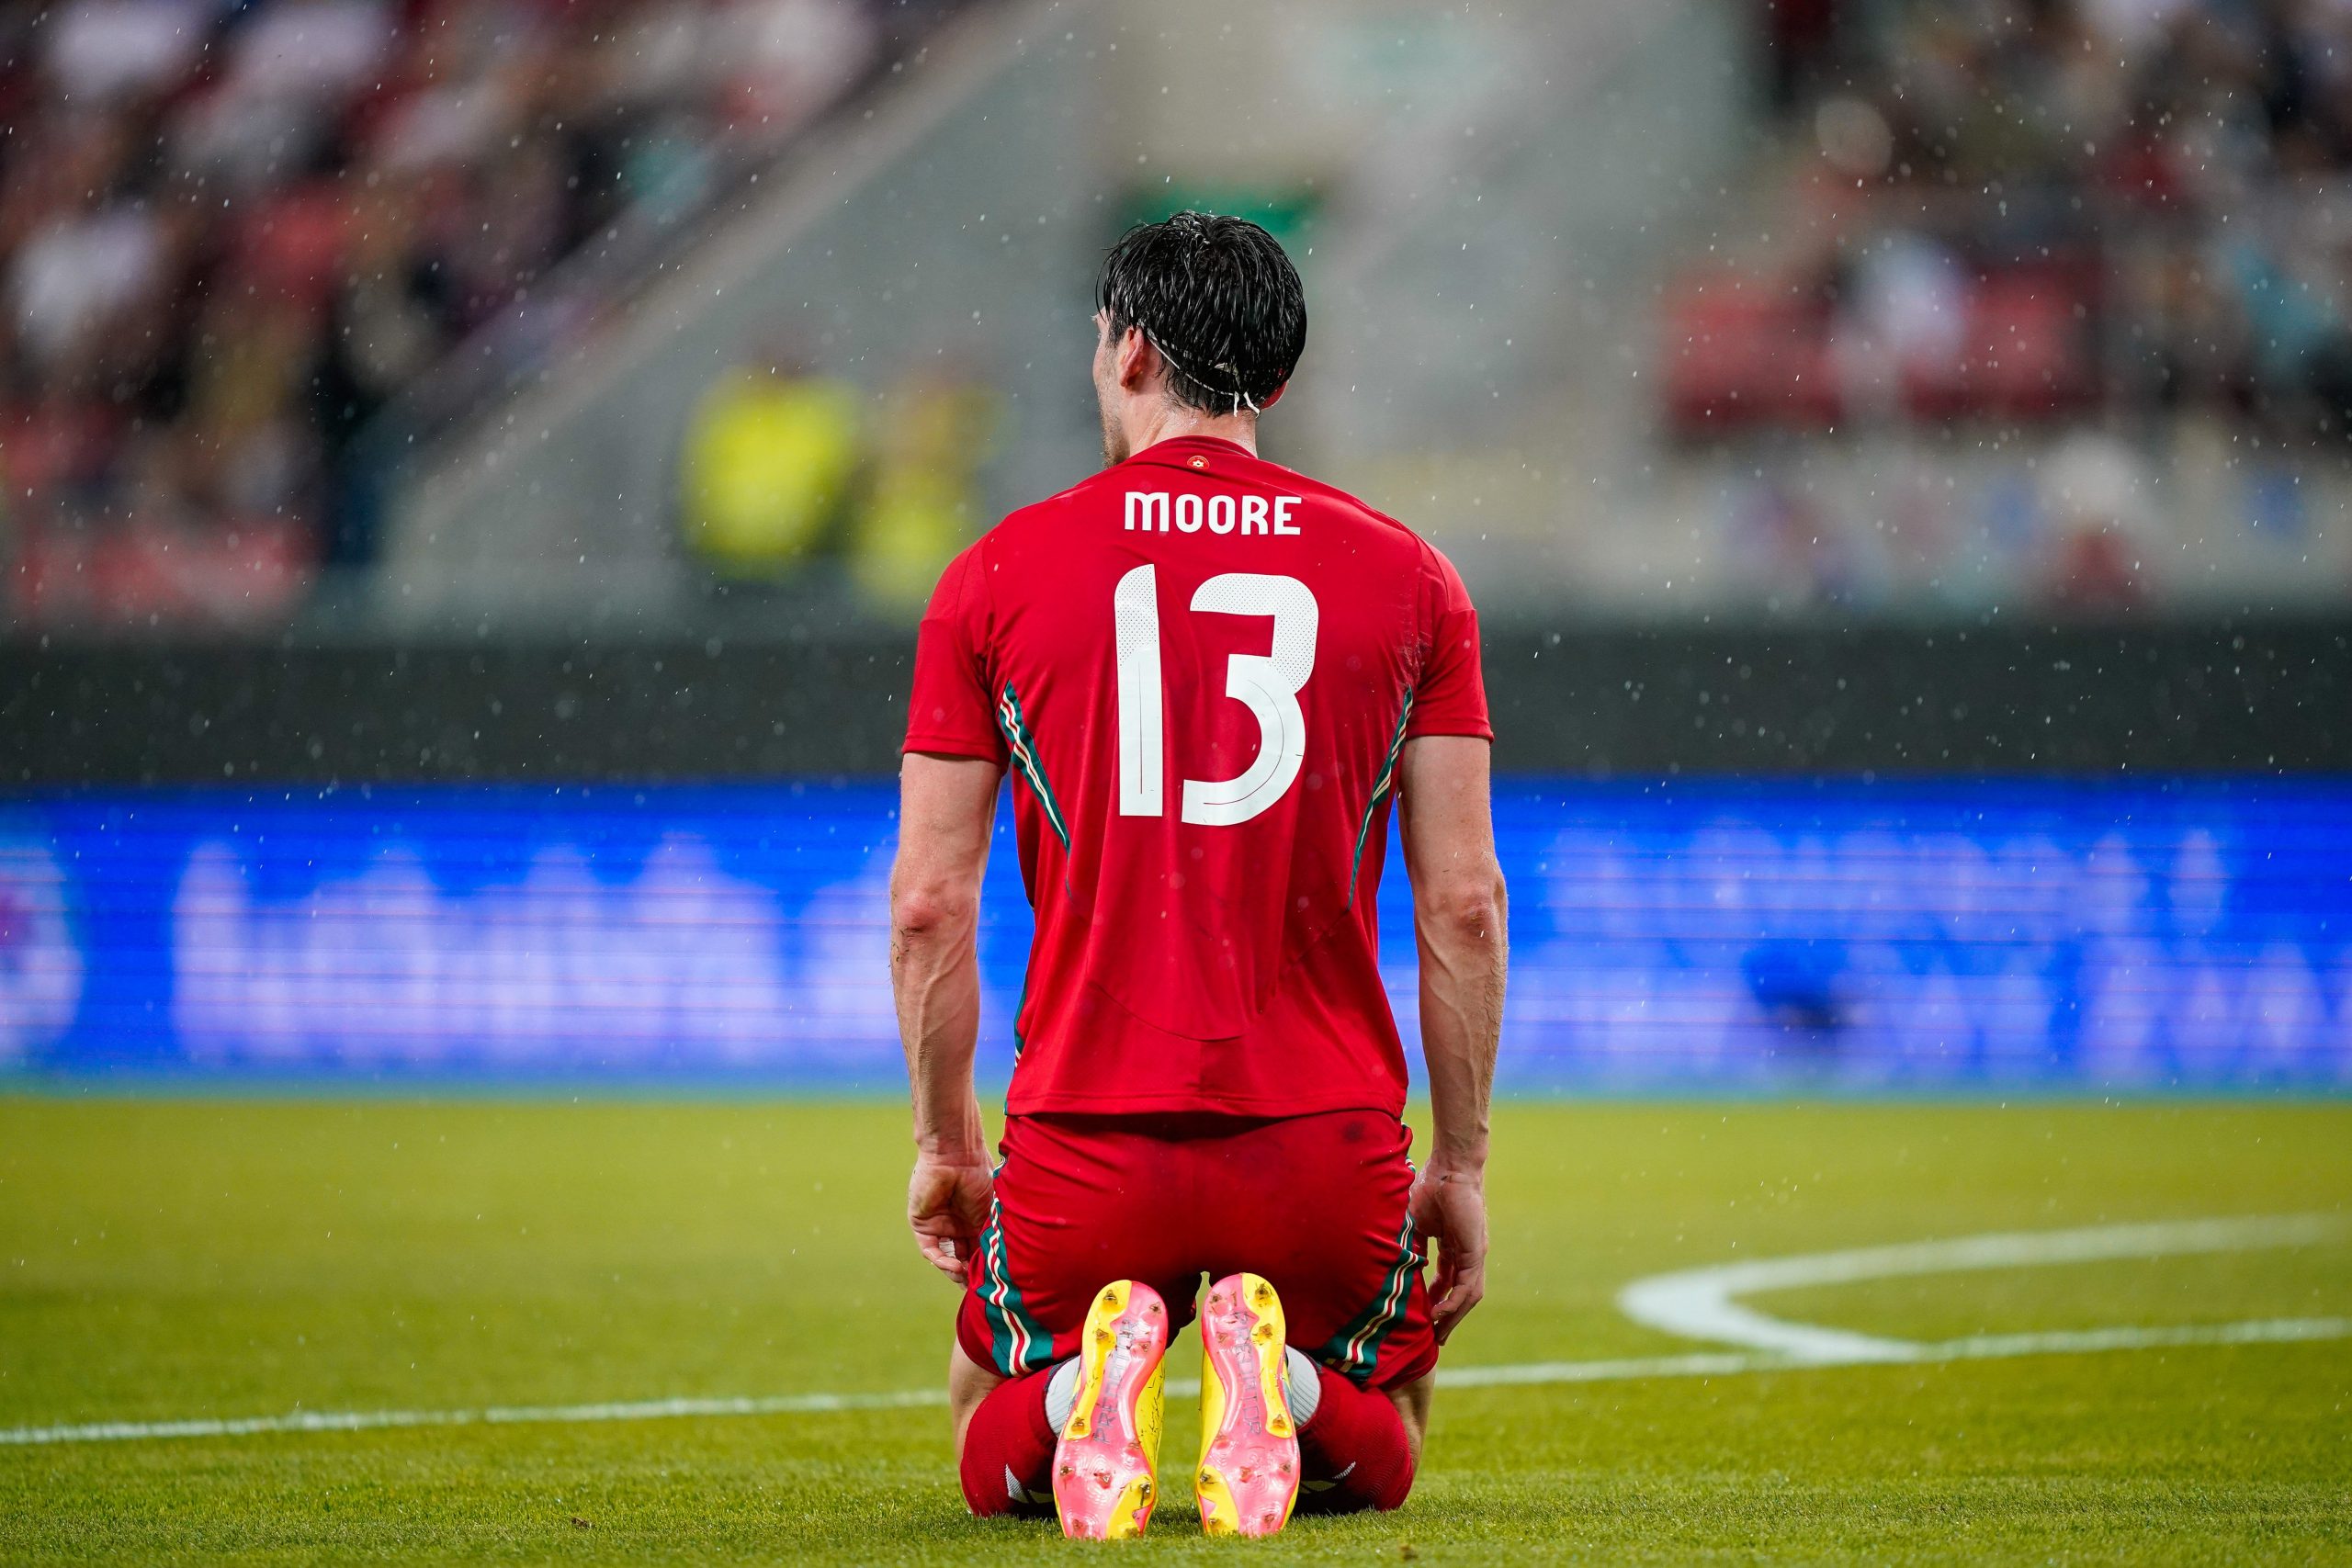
xmin=1296 ymin=1367 xmax=1420 ymax=1513
xmin=958 ymin=1450 xmax=1048 ymax=1518
xmin=1365 ymin=1431 xmax=1420 ymax=1513
xmin=1297 ymin=1452 xmax=1416 ymax=1515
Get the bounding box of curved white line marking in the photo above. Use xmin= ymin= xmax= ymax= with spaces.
xmin=5 ymin=1216 xmax=2343 ymax=1448
xmin=1617 ymin=1213 xmax=2344 ymax=1362
xmin=1434 ymin=1315 xmax=2352 ymax=1390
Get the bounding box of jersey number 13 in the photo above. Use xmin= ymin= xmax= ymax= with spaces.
xmin=1113 ymin=564 xmax=1317 ymax=827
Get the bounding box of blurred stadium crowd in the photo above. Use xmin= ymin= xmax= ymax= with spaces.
xmin=0 ymin=0 xmax=967 ymax=628
xmin=2 ymin=0 xmax=2347 ymax=634
xmin=1676 ymin=0 xmax=2352 ymax=442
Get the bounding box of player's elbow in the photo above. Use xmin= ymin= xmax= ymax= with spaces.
xmin=1422 ymin=865 xmax=1508 ymax=950
xmin=890 ymin=882 xmax=977 ymax=946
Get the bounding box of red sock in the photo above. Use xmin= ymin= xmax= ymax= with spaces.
xmin=1295 ymin=1366 xmax=1416 ymax=1513
xmin=958 ymin=1367 xmax=1060 ymax=1517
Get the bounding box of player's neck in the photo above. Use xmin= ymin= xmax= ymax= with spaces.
xmin=1117 ymin=403 xmax=1259 ymax=462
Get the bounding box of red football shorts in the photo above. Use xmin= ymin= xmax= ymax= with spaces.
xmin=956 ymin=1108 xmax=1439 ymax=1391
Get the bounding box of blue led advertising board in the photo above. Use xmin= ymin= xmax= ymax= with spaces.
xmin=3 ymin=779 xmax=2346 ymax=1088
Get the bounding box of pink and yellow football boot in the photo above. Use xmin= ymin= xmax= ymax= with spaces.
xmin=1196 ymin=1272 xmax=1301 ymax=1537
xmin=1052 ymin=1280 xmax=1168 ymax=1540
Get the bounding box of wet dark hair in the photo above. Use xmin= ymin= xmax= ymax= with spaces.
xmin=1096 ymin=212 xmax=1306 ymax=415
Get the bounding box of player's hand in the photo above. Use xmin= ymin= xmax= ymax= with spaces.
xmin=1408 ymin=1163 xmax=1487 ymax=1345
xmin=907 ymin=1154 xmax=994 ymax=1281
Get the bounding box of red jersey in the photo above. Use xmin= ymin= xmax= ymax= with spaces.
xmin=903 ymin=435 xmax=1490 ymax=1119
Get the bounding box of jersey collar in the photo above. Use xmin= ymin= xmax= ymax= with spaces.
xmin=1123 ymin=434 xmax=1259 ymax=473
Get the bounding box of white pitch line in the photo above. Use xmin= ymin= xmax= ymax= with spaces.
xmin=1430 ymin=1316 xmax=2352 ymax=1387
xmin=6 ymin=1218 xmax=2346 ymax=1450
xmin=1927 ymin=1314 xmax=2352 ymax=1361
xmin=6 ymin=1317 xmax=2346 ymax=1450
xmin=0 ymin=1388 xmax=952 ymax=1448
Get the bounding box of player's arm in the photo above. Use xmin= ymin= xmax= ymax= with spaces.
xmin=890 ymin=750 xmax=1003 ymax=1280
xmin=1396 ymin=733 xmax=1507 ymax=1344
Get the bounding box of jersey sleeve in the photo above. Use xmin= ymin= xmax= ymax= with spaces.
xmin=1406 ymin=543 xmax=1492 ymax=741
xmin=902 ymin=541 xmax=1009 ymax=763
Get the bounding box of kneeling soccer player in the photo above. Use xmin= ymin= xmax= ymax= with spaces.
xmin=888 ymin=213 xmax=1508 ymax=1539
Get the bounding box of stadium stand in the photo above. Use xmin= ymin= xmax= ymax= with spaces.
xmin=1669 ymin=0 xmax=2352 ymax=440
xmin=17 ymin=0 xmax=2341 ymax=634
xmin=0 ymin=0 xmax=974 ymax=630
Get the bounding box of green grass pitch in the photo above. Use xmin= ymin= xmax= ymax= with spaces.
xmin=2 ymin=1097 xmax=2347 ymax=1563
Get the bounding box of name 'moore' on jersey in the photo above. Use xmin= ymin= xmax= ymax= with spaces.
xmin=903 ymin=435 xmax=1490 ymax=1119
